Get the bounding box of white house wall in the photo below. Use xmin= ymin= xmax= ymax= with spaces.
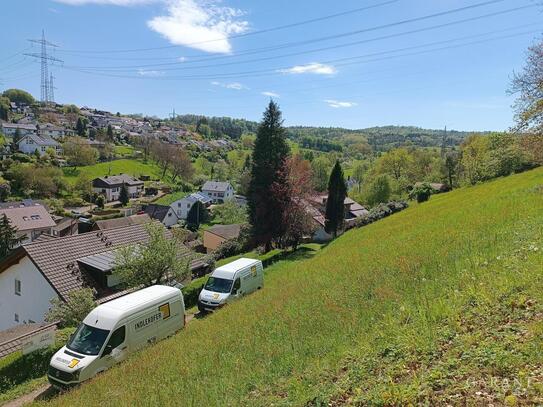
xmin=0 ymin=256 xmax=58 ymax=330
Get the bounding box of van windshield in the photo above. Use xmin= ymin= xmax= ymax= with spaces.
xmin=66 ymin=323 xmax=110 ymax=356
xmin=204 ymin=277 xmax=233 ymax=294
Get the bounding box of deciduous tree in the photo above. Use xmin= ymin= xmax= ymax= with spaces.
xmin=115 ymin=223 xmax=191 ymax=287
xmin=510 ymin=40 xmax=543 ymax=134
xmin=63 ymin=137 xmax=98 ymax=168
xmin=46 ymin=288 xmax=96 ymax=328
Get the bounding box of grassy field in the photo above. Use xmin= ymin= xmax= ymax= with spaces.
xmin=154 ymin=190 xmax=189 ymax=205
xmin=62 ymin=159 xmax=167 ymax=185
xmin=113 ymin=145 xmax=135 ymax=157
xmin=40 ymin=168 xmax=543 ymax=406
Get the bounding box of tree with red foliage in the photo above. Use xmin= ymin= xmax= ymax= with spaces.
xmin=272 ymin=155 xmax=316 ymax=250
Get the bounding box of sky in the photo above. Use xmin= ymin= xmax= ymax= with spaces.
xmin=1 ymin=0 xmax=542 ymax=131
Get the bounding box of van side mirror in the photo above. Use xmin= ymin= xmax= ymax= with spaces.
xmin=102 ymin=344 xmax=113 ymax=357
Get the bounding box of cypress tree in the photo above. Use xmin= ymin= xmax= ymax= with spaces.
xmin=0 ymin=214 xmax=25 ymax=259
xmin=325 ymin=161 xmax=347 ymax=238
xmin=186 ymin=201 xmax=209 ymax=231
xmin=107 ymin=124 xmax=114 ymax=141
xmin=248 ymin=101 xmax=290 ymax=252
xmin=119 ymin=183 xmax=129 ymax=206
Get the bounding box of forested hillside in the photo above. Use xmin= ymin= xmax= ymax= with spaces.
xmin=171 ymin=113 xmax=473 ymax=152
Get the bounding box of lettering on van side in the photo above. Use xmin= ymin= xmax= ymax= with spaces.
xmin=134 ymin=312 xmax=162 ymax=331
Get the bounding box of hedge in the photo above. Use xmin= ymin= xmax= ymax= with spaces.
xmin=182 ymin=275 xmax=209 ymax=309
xmin=353 ymin=201 xmax=409 ymax=228
xmin=0 ymin=327 xmax=74 ymax=393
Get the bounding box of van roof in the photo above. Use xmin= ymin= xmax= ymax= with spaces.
xmin=83 ymin=285 xmax=180 ymax=330
xmin=212 ymin=258 xmax=261 ymax=279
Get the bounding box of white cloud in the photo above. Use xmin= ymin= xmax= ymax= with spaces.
xmin=278 ymin=62 xmax=337 ymax=75
xmin=324 ymin=99 xmax=357 ymax=108
xmin=55 ymin=0 xmax=249 ymax=54
xmin=211 ymin=81 xmax=248 ymax=90
xmin=137 ymin=69 xmax=165 ymax=77
xmin=148 ymin=0 xmax=249 ymax=54
xmin=261 ymin=91 xmax=280 ymax=98
xmin=54 ymin=0 xmax=155 ymax=5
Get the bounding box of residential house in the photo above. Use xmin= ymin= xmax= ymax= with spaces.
xmin=92 ymin=174 xmax=144 ymax=202
xmin=17 ymin=134 xmax=62 ymax=156
xmin=91 ymin=213 xmax=152 ymax=231
xmin=306 ymin=195 xmax=369 ymax=242
xmin=9 ymin=102 xmax=31 ymax=115
xmin=143 ymin=204 xmax=179 ymax=227
xmin=203 ymin=224 xmax=242 ymax=254
xmin=0 ymin=223 xmax=206 ymax=330
xmin=51 ymin=216 xmax=78 ymax=237
xmin=39 ymin=123 xmax=73 ymax=139
xmin=170 ymin=193 xmax=212 ymax=220
xmin=0 ymin=122 xmax=37 ymax=137
xmin=201 ymin=181 xmax=235 ymax=204
xmin=0 ymin=204 xmax=56 ymax=245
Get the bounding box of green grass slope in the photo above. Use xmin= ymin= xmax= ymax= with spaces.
xmin=43 ymin=168 xmax=543 ymax=406
xmin=62 ymin=159 xmax=166 ymax=185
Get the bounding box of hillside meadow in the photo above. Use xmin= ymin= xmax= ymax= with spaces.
xmin=41 ymin=168 xmax=543 ymax=406
xmin=61 ymin=159 xmax=166 ymax=185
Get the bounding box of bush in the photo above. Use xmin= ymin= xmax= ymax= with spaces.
xmin=354 ymin=201 xmax=409 ymax=228
xmin=0 ymin=327 xmax=74 ymax=394
xmin=182 ymin=276 xmax=208 ymax=309
xmin=63 ymin=196 xmax=86 ymax=207
xmin=11 ymin=153 xmax=32 ymax=163
xmin=46 ymin=288 xmax=96 ymax=328
xmin=409 ymin=183 xmax=433 ymax=203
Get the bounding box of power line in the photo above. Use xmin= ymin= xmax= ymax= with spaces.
xmin=64 ymin=5 xmax=537 ymax=73
xmin=61 ymin=27 xmax=541 ymax=81
xmin=56 ymin=0 xmax=511 ymax=56
xmin=56 ymin=0 xmax=400 ymax=54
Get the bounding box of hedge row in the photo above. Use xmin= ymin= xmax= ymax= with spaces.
xmin=182 ymin=275 xmax=209 ymax=309
xmin=0 ymin=327 xmax=74 ymax=393
xmin=353 ymin=201 xmax=409 ymax=228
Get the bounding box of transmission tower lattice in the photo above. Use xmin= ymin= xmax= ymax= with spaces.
xmin=24 ymin=30 xmax=62 ymax=105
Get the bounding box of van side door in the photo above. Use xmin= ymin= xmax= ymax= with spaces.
xmin=100 ymin=325 xmax=127 ymax=370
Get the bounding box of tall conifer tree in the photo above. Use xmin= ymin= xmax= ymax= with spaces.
xmin=325 ymin=161 xmax=347 ymax=238
xmin=0 ymin=214 xmax=25 ymax=259
xmin=119 ymin=183 xmax=129 ymax=206
xmin=248 ymin=101 xmax=290 ymax=251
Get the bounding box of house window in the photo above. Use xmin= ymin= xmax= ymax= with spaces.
xmin=15 ymin=279 xmax=21 ymax=296
xmin=187 ymin=204 xmax=190 ymax=208
xmin=41 ymin=146 xmax=46 ymax=152
xmin=14 ymin=313 xmax=19 ymax=322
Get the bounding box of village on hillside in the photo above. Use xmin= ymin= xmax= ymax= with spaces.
xmin=0 ymin=0 xmax=542 ymax=404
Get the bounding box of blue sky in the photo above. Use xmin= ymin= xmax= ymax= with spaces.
xmin=1 ymin=0 xmax=541 ymax=131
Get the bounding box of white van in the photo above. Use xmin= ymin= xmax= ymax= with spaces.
xmin=198 ymin=258 xmax=263 ymax=312
xmin=48 ymin=285 xmax=185 ymax=387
